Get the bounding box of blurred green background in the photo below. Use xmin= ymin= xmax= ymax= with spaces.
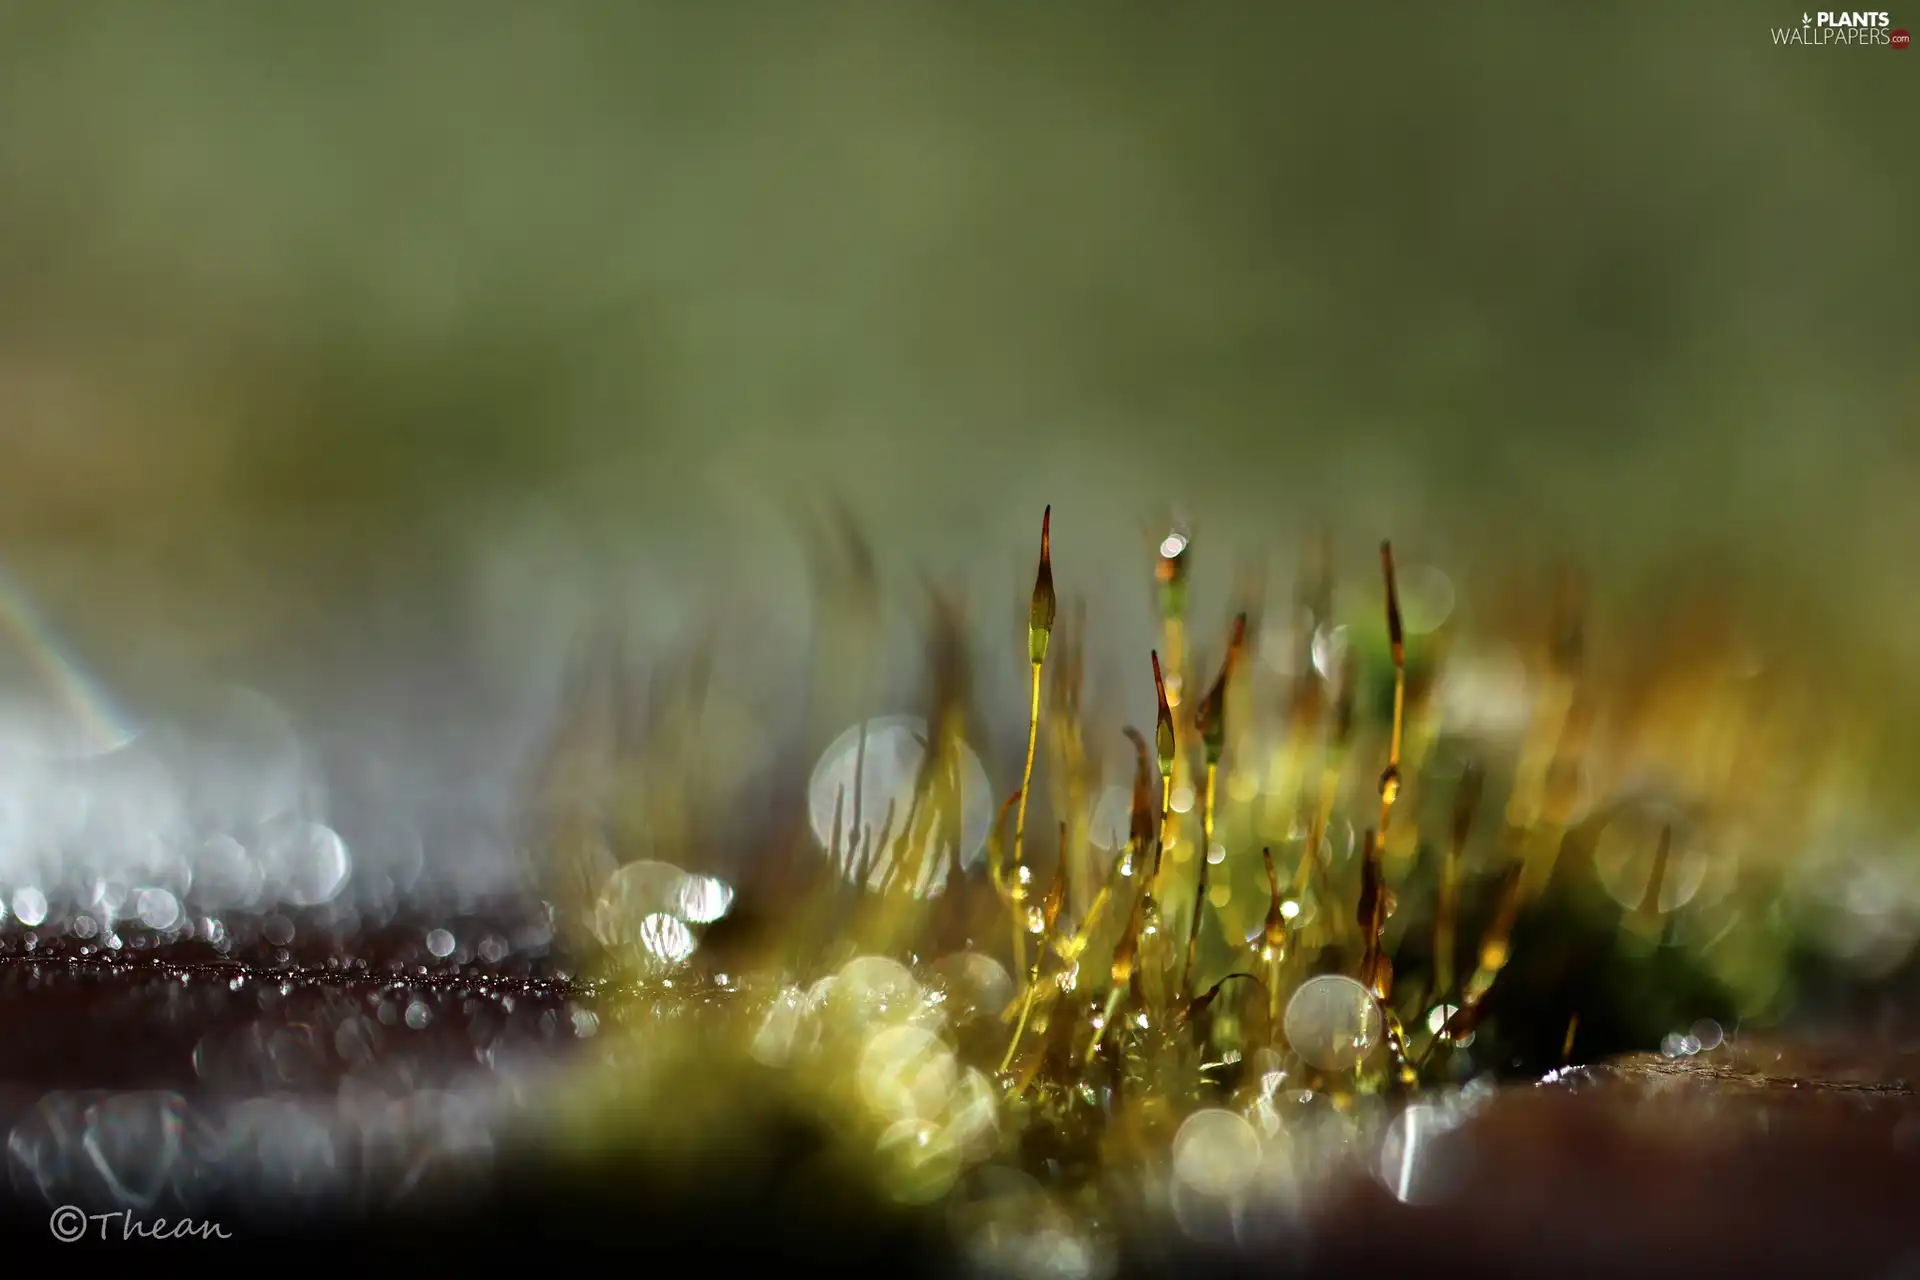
xmin=0 ymin=0 xmax=1913 ymax=786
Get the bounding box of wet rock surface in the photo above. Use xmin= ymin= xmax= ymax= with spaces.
xmin=1286 ymin=1042 xmax=1920 ymax=1280
xmin=0 ymin=948 xmax=1916 ymax=1276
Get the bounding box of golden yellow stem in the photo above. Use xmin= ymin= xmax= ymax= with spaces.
xmin=1064 ymin=883 xmax=1115 ymax=962
xmin=1151 ymin=774 xmax=1172 ymax=888
xmin=1179 ymin=760 xmax=1218 ymax=1002
xmin=1010 ymin=661 xmax=1042 ymax=975
xmin=1085 ymin=985 xmax=1127 ymax=1064
xmin=1377 ymin=540 xmax=1407 ymax=849
xmin=1265 ymin=950 xmax=1282 ymax=1037
xmin=1001 ymin=971 xmax=1043 ymax=1074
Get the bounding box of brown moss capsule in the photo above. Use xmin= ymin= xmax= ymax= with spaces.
xmin=1043 ymin=824 xmax=1069 ymax=935
xmin=1260 ymin=847 xmax=1286 ymax=957
xmin=1151 ymin=650 xmax=1176 ymax=779
xmin=1195 ymin=614 xmax=1246 ymax=767
xmin=1124 ymin=726 xmax=1155 ymax=868
xmin=1380 ymin=540 xmax=1404 ymax=668
xmin=1029 ymin=506 xmax=1056 ymax=666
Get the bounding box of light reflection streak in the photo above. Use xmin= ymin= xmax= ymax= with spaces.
xmin=0 ymin=564 xmax=142 ymax=759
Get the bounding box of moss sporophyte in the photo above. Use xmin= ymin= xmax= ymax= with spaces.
xmin=554 ymin=506 xmax=1822 ymax=1241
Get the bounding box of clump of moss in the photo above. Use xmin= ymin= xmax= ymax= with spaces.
xmin=537 ymin=507 xmax=1864 ymax=1251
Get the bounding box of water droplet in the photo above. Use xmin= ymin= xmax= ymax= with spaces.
xmin=751 ymin=986 xmax=808 ymax=1067
xmin=832 ymin=955 xmax=921 ymax=1026
xmin=81 ymin=1092 xmax=190 ymax=1210
xmin=1087 ymin=785 xmax=1132 ymax=852
xmin=282 ymin=823 xmax=351 ymax=908
xmin=135 ymin=887 xmax=180 ymax=931
xmin=1379 ymin=1103 xmax=1459 ymax=1204
xmin=11 ymin=886 xmax=47 ymax=927
xmin=192 ymin=834 xmax=262 ymax=911
xmin=1284 ymin=974 xmax=1382 ymax=1072
xmin=1425 ymin=1003 xmax=1474 ymax=1048
xmin=638 ymin=913 xmax=695 ymax=966
xmin=1171 ymin=1109 xmax=1262 ymax=1199
xmin=333 ymin=1015 xmax=378 ymax=1066
xmin=1395 ymin=565 xmax=1456 ymax=636
xmin=806 ymin=717 xmax=992 ymax=897
xmin=1310 ymin=624 xmax=1349 ymax=682
xmin=676 ymin=875 xmax=733 ymax=924
xmin=875 ymin=1118 xmax=960 ymax=1205
xmin=1594 ymin=808 xmax=1711 ymax=915
xmin=858 ymin=1025 xmax=958 ymax=1122
xmin=927 ymin=952 xmax=1013 ymax=1024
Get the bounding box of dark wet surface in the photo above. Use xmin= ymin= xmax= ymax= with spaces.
xmin=0 ymin=925 xmax=585 ymax=1095
xmin=1 ymin=940 xmax=1917 ymax=1277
